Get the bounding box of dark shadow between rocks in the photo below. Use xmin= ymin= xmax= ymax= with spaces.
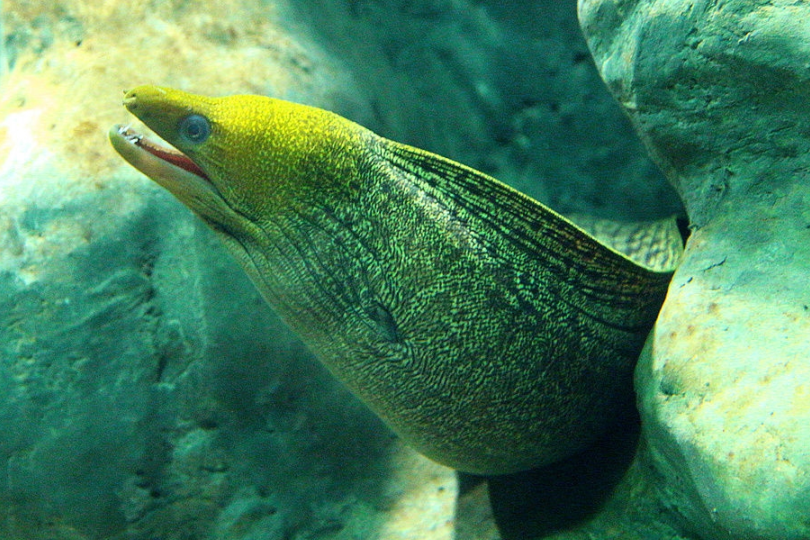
xmin=484 ymin=394 xmax=640 ymax=539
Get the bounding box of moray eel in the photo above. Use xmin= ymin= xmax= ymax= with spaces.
xmin=109 ymin=85 xmax=681 ymax=474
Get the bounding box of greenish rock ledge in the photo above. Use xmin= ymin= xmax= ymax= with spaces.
xmin=579 ymin=0 xmax=810 ymax=538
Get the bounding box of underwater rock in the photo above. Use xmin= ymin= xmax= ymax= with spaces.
xmin=580 ymin=0 xmax=810 ymax=538
xmin=0 ymin=2 xmax=458 ymax=539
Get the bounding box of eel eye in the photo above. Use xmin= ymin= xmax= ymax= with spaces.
xmin=179 ymin=114 xmax=211 ymax=144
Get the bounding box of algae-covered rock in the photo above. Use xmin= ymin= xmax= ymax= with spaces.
xmin=580 ymin=0 xmax=810 ymax=538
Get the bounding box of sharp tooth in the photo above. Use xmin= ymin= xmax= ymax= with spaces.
xmin=117 ymin=125 xmax=143 ymax=144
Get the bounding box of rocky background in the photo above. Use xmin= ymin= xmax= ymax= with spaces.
xmin=6 ymin=0 xmax=803 ymax=539
xmin=580 ymin=1 xmax=810 ymax=539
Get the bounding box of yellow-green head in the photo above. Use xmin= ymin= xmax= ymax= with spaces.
xmin=110 ymin=85 xmax=366 ymax=227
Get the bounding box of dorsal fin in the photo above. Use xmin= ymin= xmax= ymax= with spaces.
xmin=378 ymin=140 xmax=679 ymax=279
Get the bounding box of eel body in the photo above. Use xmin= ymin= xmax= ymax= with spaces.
xmin=109 ymin=85 xmax=680 ymax=474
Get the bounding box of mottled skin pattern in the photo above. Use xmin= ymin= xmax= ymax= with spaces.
xmin=110 ymin=86 xmax=676 ymax=474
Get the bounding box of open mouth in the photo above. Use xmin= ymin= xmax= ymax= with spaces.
xmin=116 ymin=125 xmax=210 ymax=181
xmin=111 ymin=122 xmax=242 ymax=231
